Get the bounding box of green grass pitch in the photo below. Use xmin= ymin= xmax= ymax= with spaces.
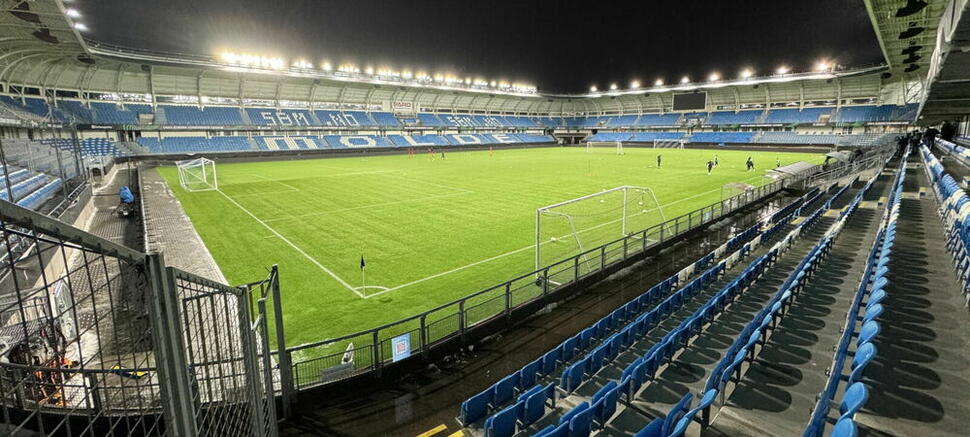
xmin=158 ymin=146 xmax=821 ymax=355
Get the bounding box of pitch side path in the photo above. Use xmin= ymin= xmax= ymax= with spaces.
xmin=158 ymin=147 xmax=823 ymax=353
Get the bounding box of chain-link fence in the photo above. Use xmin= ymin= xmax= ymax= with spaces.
xmin=0 ymin=199 xmax=277 ymax=437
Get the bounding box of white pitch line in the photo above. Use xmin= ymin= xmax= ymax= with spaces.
xmin=362 ymin=180 xmax=749 ymax=299
xmin=215 ymin=189 xmax=365 ymax=297
xmin=262 ymin=191 xmax=473 ymax=223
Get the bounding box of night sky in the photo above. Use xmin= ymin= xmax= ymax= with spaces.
xmin=79 ymin=0 xmax=884 ymax=94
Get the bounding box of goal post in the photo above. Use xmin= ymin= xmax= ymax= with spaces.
xmin=176 ymin=158 xmax=218 ymax=192
xmin=535 ymin=185 xmax=666 ymax=274
xmin=653 ymin=139 xmax=686 ymax=149
xmin=586 ymin=141 xmax=625 ymax=155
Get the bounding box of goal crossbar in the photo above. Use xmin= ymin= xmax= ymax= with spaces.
xmin=586 ymin=141 xmax=625 ymax=155
xmin=176 ymin=157 xmax=218 ymax=192
xmin=535 ymin=185 xmax=666 ymax=271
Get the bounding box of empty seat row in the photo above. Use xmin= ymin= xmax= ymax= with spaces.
xmin=917 ymin=144 xmax=970 ymax=297
xmin=617 ymin=182 xmax=853 ymax=437
xmin=135 ymin=133 xmax=557 ymax=155
xmin=686 ymin=168 xmax=881 ymax=437
xmin=933 ymin=138 xmax=970 ymax=172
xmin=803 ymin=149 xmax=905 ymax=437
xmin=0 ymin=174 xmax=49 ymax=202
xmin=459 ymin=190 xmax=824 ymax=431
xmin=520 ymin=189 xmax=831 ymax=436
xmin=16 ymin=178 xmax=62 ymax=210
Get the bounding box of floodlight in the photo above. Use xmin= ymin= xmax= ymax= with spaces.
xmin=364 ymin=66 xmax=374 ymax=75
xmin=65 ymin=8 xmax=81 ymax=18
xmin=72 ymin=22 xmax=88 ymax=32
xmin=708 ymin=73 xmax=720 ymax=82
xmin=680 ymin=76 xmax=690 ymax=84
xmin=814 ymin=61 xmax=831 ymax=72
xmin=654 ymin=79 xmax=664 ymax=86
xmin=609 ymin=83 xmax=618 ymax=90
xmin=590 ymin=85 xmax=598 ymax=92
xmin=740 ymin=69 xmax=753 ymax=79
xmin=776 ymin=66 xmax=790 ymax=75
xmin=321 ymin=61 xmax=333 ymax=71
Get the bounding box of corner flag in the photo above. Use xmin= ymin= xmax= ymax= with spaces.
xmin=360 ymin=255 xmax=367 ymax=291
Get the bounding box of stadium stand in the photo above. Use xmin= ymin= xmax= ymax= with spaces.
xmin=457 ymin=178 xmax=873 ymax=436
xmin=246 ymin=108 xmax=318 ymax=127
xmin=634 ymin=114 xmax=681 ymax=127
xmin=763 ymin=107 xmax=832 ymax=124
xmin=0 ymin=98 xmax=922 ymax=129
xmin=371 ymin=111 xmax=402 ymax=127
xmin=754 ymin=131 xmax=844 ymax=145
xmin=160 ymin=105 xmax=245 ymax=126
xmin=130 ymin=133 xmax=555 ymax=154
xmin=704 ymin=110 xmax=763 ymax=125
xmin=801 ymin=149 xmax=905 ymax=436
xmin=832 ymin=104 xmax=918 ymax=124
xmin=920 ymin=144 xmax=970 ymax=291
xmin=688 ymin=132 xmax=757 ymax=144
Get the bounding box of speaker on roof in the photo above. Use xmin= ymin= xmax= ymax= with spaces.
xmin=901 ymin=45 xmax=922 ymax=55
xmin=904 ymin=64 xmax=920 ymax=72
xmin=32 ymin=28 xmax=58 ymax=44
xmin=881 ymin=72 xmax=893 ymax=79
xmin=896 ymin=0 xmax=928 ymax=17
xmin=10 ymin=1 xmax=41 ymax=24
xmin=899 ymin=26 xmax=924 ymax=39
xmin=902 ymin=53 xmax=922 ymax=64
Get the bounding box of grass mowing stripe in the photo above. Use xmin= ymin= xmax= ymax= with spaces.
xmin=215 ymin=188 xmax=364 ymax=297
xmin=160 ymin=147 xmax=823 ymax=349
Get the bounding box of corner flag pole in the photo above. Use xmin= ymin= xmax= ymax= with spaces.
xmin=360 ymin=255 xmax=366 ymax=290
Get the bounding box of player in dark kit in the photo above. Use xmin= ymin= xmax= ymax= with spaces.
xmin=707 ymin=160 xmax=714 ymax=175
xmin=657 ymin=154 xmax=662 ymax=168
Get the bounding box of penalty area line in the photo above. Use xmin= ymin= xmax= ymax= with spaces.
xmin=215 ymin=189 xmax=365 ymax=298
xmin=363 ymin=178 xmax=769 ymax=299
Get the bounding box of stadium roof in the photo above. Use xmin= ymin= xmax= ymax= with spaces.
xmin=0 ymin=1 xmax=960 ymax=119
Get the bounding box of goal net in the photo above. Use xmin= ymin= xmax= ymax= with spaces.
xmin=536 ymin=186 xmax=666 ymax=277
xmin=653 ymin=139 xmax=686 ymax=149
xmin=586 ymin=141 xmax=625 ymax=155
xmin=176 ymin=158 xmax=218 ymax=192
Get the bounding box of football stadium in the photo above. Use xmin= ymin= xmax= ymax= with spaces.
xmin=0 ymin=0 xmax=969 ymax=436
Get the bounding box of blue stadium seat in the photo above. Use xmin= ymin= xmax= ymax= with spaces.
xmin=560 ymin=401 xmax=592 ymax=437
xmin=848 ymin=343 xmax=876 ymax=384
xmin=459 ymin=388 xmax=492 ymax=425
xmin=519 ymin=358 xmax=542 ymax=389
xmin=483 ymin=404 xmax=517 ymax=437
xmin=705 ymin=110 xmax=762 ymax=125
xmin=161 ymin=105 xmax=244 ymax=125
xmin=839 ymin=383 xmax=868 ymax=421
xmin=634 ymin=418 xmax=664 ymax=437
xmin=533 ymin=422 xmax=568 ymax=437
xmin=831 ymin=418 xmax=858 ymax=437
xmin=492 ymin=372 xmax=520 ymax=406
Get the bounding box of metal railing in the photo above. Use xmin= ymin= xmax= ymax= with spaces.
xmin=280 ymin=178 xmax=787 ymax=391
xmin=0 ymin=199 xmax=277 ymax=437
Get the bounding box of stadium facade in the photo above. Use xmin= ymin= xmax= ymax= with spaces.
xmin=0 ymin=0 xmax=968 ymax=436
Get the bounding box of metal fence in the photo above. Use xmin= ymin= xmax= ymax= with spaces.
xmin=0 ymin=200 xmax=277 ymax=437
xmin=281 ymin=177 xmax=787 ymax=392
